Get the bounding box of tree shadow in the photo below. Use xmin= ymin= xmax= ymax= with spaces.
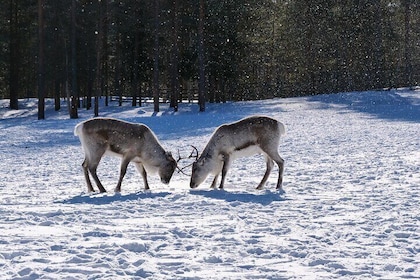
xmin=189 ymin=189 xmax=287 ymax=206
xmin=126 ymin=100 xmax=287 ymax=139
xmin=307 ymin=89 xmax=420 ymax=122
xmin=57 ymin=191 xmax=171 ymax=205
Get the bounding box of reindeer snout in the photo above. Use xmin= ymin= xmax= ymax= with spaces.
xmin=161 ymin=178 xmax=170 ymax=185
xmin=190 ymin=181 xmax=198 ymax=189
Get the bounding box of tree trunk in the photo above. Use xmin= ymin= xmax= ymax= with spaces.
xmin=115 ymin=33 xmax=122 ymax=107
xmin=37 ymin=0 xmax=45 ymax=120
xmin=198 ymin=0 xmax=206 ymax=112
xmin=132 ymin=31 xmax=140 ymax=107
xmin=101 ymin=0 xmax=109 ymax=106
xmin=70 ymin=0 xmax=78 ymax=119
xmin=153 ymin=0 xmax=160 ymax=113
xmin=54 ymin=79 xmax=60 ymax=111
xmin=170 ymin=0 xmax=179 ymax=112
xmin=94 ymin=0 xmax=105 ymax=117
xmin=403 ymin=0 xmax=412 ymax=87
xmin=9 ymin=0 xmax=19 ymax=110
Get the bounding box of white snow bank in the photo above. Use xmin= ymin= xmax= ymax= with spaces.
xmin=0 ymin=88 xmax=419 ymax=279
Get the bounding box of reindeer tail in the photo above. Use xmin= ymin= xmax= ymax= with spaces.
xmin=74 ymin=122 xmax=84 ymax=137
xmin=278 ymin=122 xmax=286 ymax=136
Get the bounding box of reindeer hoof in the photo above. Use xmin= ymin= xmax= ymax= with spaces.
xmin=276 ymin=188 xmax=285 ymax=194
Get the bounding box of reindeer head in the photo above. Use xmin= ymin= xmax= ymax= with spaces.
xmin=159 ymin=152 xmax=177 ymax=184
xmin=190 ymin=158 xmax=211 ymax=188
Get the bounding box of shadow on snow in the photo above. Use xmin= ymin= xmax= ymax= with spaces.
xmin=189 ymin=189 xmax=287 ymax=206
xmin=57 ymin=191 xmax=171 ymax=205
xmin=307 ymin=88 xmax=420 ymax=122
xmin=57 ymin=189 xmax=287 ymax=206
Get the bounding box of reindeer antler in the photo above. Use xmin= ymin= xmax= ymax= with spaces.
xmin=175 ymin=149 xmax=189 ymax=176
xmin=189 ymin=145 xmax=199 ymax=160
xmin=175 ymin=146 xmax=200 ymax=176
xmin=175 ymin=149 xmax=184 ymax=164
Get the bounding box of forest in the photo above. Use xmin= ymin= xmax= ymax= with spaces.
xmin=1 ymin=0 xmax=419 ymax=118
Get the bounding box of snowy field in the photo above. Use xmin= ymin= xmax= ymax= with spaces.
xmin=0 ymin=89 xmax=419 ymax=280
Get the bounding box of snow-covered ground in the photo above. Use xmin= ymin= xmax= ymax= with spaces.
xmin=0 ymin=89 xmax=419 ymax=279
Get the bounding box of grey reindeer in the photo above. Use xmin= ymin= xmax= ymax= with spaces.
xmin=190 ymin=116 xmax=286 ymax=191
xmin=74 ymin=118 xmax=177 ymax=193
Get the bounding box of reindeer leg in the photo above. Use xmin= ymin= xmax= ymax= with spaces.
xmin=210 ymin=174 xmax=219 ymax=189
xmin=256 ymin=156 xmax=274 ymax=190
xmin=275 ymin=157 xmax=285 ymax=190
xmin=82 ymin=158 xmax=95 ymax=192
xmin=115 ymin=157 xmax=132 ymax=193
xmin=85 ymin=146 xmax=107 ymax=193
xmin=262 ymin=145 xmax=285 ymax=190
xmin=219 ymin=154 xmax=231 ymax=189
xmin=271 ymin=154 xmax=285 ymax=190
xmin=89 ymin=164 xmax=107 ymax=193
xmin=135 ymin=162 xmax=150 ymax=190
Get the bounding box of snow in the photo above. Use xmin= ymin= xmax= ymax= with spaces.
xmin=0 ymin=88 xmax=419 ymax=279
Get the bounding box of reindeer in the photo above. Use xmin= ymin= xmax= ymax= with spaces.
xmin=190 ymin=116 xmax=285 ymax=190
xmin=74 ymin=118 xmax=177 ymax=193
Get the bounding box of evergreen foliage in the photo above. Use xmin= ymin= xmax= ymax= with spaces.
xmin=1 ymin=0 xmax=419 ymax=114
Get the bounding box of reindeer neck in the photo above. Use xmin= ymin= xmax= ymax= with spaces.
xmin=199 ymin=140 xmax=220 ymax=161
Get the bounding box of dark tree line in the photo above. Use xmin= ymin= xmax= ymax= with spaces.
xmin=1 ymin=0 xmax=419 ymax=118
